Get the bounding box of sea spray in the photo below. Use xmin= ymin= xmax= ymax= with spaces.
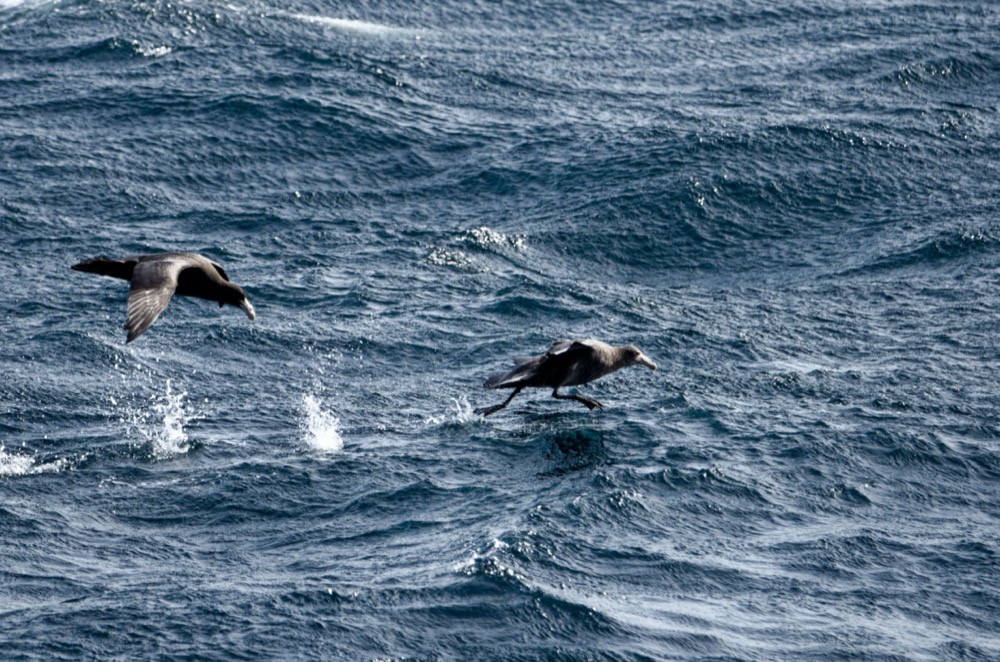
xmin=424 ymin=396 xmax=477 ymax=426
xmin=301 ymin=394 xmax=343 ymax=452
xmin=124 ymin=380 xmax=195 ymax=460
xmin=150 ymin=381 xmax=192 ymax=459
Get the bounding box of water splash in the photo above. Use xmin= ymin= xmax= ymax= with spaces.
xmin=125 ymin=380 xmax=195 ymax=460
xmin=451 ymin=396 xmax=477 ymax=423
xmin=428 ymin=227 xmax=527 ymax=273
xmin=424 ymin=396 xmax=477 ymax=426
xmin=152 ymin=382 xmax=192 ymax=459
xmin=301 ymin=394 xmax=343 ymax=452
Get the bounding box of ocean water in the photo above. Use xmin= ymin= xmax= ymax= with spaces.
xmin=2 ymin=0 xmax=999 ymax=658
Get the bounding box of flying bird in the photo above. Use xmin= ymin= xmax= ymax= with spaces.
xmin=474 ymin=338 xmax=656 ymax=417
xmin=72 ymin=252 xmax=256 ymax=343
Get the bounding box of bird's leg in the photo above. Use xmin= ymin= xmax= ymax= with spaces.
xmin=552 ymin=388 xmax=604 ymax=411
xmin=475 ymin=387 xmax=523 ymax=417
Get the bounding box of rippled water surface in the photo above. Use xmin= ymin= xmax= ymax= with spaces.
xmin=2 ymin=0 xmax=1000 ymax=658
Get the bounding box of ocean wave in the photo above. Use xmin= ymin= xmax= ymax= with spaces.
xmin=848 ymin=226 xmax=999 ymax=275
xmin=427 ymin=226 xmax=526 ymax=273
xmin=4 ymin=0 xmax=1000 ymax=658
xmin=889 ymin=52 xmax=1000 ymax=90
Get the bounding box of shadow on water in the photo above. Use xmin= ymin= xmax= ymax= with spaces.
xmin=534 ymin=425 xmax=608 ymax=476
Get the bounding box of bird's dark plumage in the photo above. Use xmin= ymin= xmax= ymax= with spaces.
xmin=474 ymin=339 xmax=656 ymax=416
xmin=72 ymin=252 xmax=256 ymax=343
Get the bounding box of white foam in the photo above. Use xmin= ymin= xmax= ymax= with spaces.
xmin=137 ymin=43 xmax=172 ymax=58
xmin=302 ymin=394 xmax=343 ymax=452
xmin=0 ymin=0 xmax=41 ymax=10
xmin=292 ymin=14 xmax=398 ymax=35
xmin=463 ymin=226 xmax=527 ymax=250
xmin=427 ymin=246 xmax=478 ymax=271
xmin=0 ymin=444 xmax=69 ymax=477
xmin=455 ymin=538 xmax=518 ymax=579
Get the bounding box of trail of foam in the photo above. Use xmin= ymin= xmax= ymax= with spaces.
xmin=291 ymin=14 xmax=400 ymax=35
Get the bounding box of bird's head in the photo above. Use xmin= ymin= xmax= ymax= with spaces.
xmin=221 ymin=284 xmax=256 ymax=321
xmin=622 ymin=345 xmax=657 ymax=371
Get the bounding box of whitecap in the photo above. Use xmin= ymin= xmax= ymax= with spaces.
xmin=463 ymin=226 xmax=527 ymax=250
xmin=301 ymin=394 xmax=343 ymax=452
xmin=0 ymin=0 xmax=42 ymax=10
xmin=427 ymin=246 xmax=478 ymax=271
xmin=0 ymin=444 xmax=70 ymax=477
xmin=137 ymin=43 xmax=172 ymax=58
xmin=291 ymin=14 xmax=398 ymax=35
xmin=455 ymin=537 xmax=518 ymax=579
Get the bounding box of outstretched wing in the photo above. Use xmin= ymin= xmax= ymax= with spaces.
xmin=484 ymin=344 xmax=552 ymax=389
xmin=484 ymin=339 xmax=595 ymax=389
xmin=545 ymin=339 xmax=574 ymax=356
xmin=535 ymin=340 xmax=604 ymax=387
xmin=125 ymin=258 xmax=184 ymax=342
xmin=484 ymin=357 xmax=541 ymax=389
xmin=71 ymin=256 xmax=139 ymax=281
xmin=546 ymin=339 xmax=597 ymax=361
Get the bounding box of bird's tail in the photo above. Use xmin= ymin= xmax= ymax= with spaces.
xmin=71 ymin=257 xmax=137 ymax=281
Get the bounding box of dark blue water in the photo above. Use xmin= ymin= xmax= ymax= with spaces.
xmin=3 ymin=0 xmax=1000 ymax=658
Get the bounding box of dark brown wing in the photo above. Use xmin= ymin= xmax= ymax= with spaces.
xmin=209 ymin=260 xmax=230 ymax=282
xmin=125 ymin=258 xmax=185 ymax=342
xmin=484 ymin=339 xmax=594 ymax=389
xmin=533 ymin=340 xmax=603 ymax=387
xmin=71 ymin=256 xmax=138 ymax=281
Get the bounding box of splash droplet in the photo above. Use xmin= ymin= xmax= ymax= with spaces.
xmin=302 ymin=394 xmax=343 ymax=452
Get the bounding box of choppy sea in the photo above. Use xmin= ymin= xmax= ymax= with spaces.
xmin=3 ymin=0 xmax=1000 ymax=659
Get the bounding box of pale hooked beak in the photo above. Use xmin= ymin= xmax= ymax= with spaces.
xmin=636 ymin=353 xmax=657 ymax=371
xmin=241 ymin=299 xmax=257 ymax=321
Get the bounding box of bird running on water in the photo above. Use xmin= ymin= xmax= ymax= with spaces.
xmin=474 ymin=339 xmax=657 ymax=417
xmin=72 ymin=252 xmax=256 ymax=343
